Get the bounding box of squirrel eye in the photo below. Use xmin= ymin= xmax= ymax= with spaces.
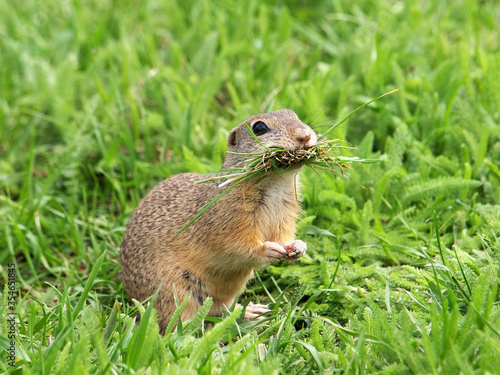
xmin=252 ymin=121 xmax=269 ymax=136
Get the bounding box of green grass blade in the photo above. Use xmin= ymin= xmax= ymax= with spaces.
xmin=164 ymin=294 xmax=191 ymax=338
xmin=187 ymin=306 xmax=243 ymax=371
xmin=72 ymin=251 xmax=107 ymax=321
xmin=321 ymin=89 xmax=400 ymax=138
xmin=126 ymin=287 xmax=159 ymax=370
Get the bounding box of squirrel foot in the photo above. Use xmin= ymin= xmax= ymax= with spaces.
xmin=284 ymin=240 xmax=307 ymax=261
xmin=243 ymin=302 xmax=270 ymax=321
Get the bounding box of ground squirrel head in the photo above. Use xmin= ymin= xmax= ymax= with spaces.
xmin=222 ymin=109 xmax=318 ymax=169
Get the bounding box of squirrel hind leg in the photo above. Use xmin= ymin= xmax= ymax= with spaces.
xmin=155 ymin=283 xmax=202 ymax=334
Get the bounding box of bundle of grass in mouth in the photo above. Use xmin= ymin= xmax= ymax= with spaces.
xmin=213 ymin=136 xmax=354 ymax=190
xmin=177 ymin=89 xmax=398 ymax=234
xmin=222 ymin=138 xmax=349 ymax=183
xmin=176 ymin=138 xmax=353 ymax=235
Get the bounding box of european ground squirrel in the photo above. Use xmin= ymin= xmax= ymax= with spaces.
xmin=120 ymin=109 xmax=318 ymax=333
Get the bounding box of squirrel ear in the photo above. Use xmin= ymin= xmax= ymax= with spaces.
xmin=228 ymin=128 xmax=237 ymax=146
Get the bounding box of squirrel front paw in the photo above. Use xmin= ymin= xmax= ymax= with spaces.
xmin=264 ymin=240 xmax=307 ymax=262
xmin=284 ymin=240 xmax=307 ymax=261
xmin=264 ymin=241 xmax=288 ymax=262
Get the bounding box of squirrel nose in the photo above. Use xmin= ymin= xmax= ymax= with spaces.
xmin=296 ymin=129 xmax=316 ymax=149
xmin=298 ymin=134 xmax=311 ymax=147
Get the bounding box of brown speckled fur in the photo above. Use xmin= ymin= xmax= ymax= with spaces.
xmin=120 ymin=109 xmax=317 ymax=333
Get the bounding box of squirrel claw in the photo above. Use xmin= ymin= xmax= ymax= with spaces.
xmin=284 ymin=240 xmax=307 ymax=260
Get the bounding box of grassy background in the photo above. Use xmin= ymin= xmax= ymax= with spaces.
xmin=1 ymin=0 xmax=500 ymax=373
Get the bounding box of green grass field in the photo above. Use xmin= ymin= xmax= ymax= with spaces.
xmin=1 ymin=0 xmax=500 ymax=373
